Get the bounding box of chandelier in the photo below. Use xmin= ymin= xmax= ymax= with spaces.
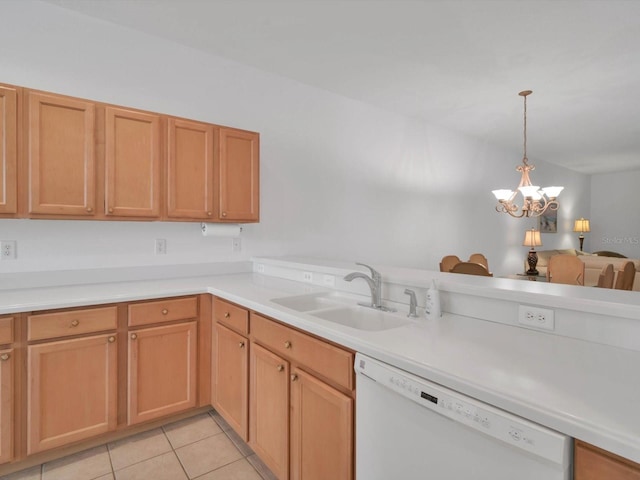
xmin=492 ymin=90 xmax=563 ymax=218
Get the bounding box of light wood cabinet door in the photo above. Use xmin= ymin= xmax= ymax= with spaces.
xmin=0 ymin=348 xmax=13 ymax=465
xmin=0 ymin=86 xmax=18 ymax=215
xmin=575 ymin=440 xmax=640 ymax=480
xmin=290 ymin=368 xmax=353 ymax=480
xmin=217 ymin=127 xmax=259 ymax=221
xmin=167 ymin=118 xmax=215 ymax=219
xmin=212 ymin=324 xmax=248 ymax=440
xmin=250 ymin=343 xmax=289 ymax=480
xmin=27 ymin=334 xmax=117 ymax=455
xmin=104 ymin=107 xmax=161 ymax=218
xmin=26 ymin=91 xmax=96 ymax=216
xmin=128 ymin=321 xmax=197 ymax=425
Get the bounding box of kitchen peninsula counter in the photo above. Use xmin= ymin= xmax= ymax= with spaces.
xmin=1 ymin=259 xmax=640 ymax=466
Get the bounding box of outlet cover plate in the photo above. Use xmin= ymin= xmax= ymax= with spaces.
xmin=518 ymin=305 xmax=555 ymax=331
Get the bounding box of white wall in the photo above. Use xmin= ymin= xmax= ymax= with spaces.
xmin=590 ymin=170 xmax=640 ymax=258
xmin=0 ymin=1 xmax=590 ymax=276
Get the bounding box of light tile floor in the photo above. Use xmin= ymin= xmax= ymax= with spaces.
xmin=2 ymin=411 xmax=277 ymax=480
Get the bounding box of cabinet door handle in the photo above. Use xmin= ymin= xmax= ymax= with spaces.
xmin=0 ymin=353 xmax=10 ymax=361
xmin=108 ymin=336 xmax=116 ymax=343
xmin=162 ymin=308 xmax=169 ymax=315
xmin=284 ymin=341 xmax=292 ymax=349
xmin=224 ymin=312 xmax=230 ymax=318
xmin=290 ymin=373 xmax=298 ymax=382
xmin=108 ymin=207 xmax=114 ymax=214
xmin=277 ymin=364 xmax=284 ymax=372
xmin=222 ymin=212 xmax=227 ymax=218
xmin=70 ymin=319 xmax=80 ymax=327
xmin=86 ymin=207 xmax=93 ymax=213
xmin=131 ymin=333 xmax=137 ymax=340
xmin=207 ymin=211 xmax=212 ymax=216
xmin=238 ymin=341 xmax=245 ymax=348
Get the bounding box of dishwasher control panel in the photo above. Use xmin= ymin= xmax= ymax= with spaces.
xmin=356 ymin=354 xmax=570 ymax=466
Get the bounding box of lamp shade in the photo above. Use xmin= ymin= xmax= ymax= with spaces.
xmin=523 ymin=228 xmax=542 ymax=248
xmin=573 ymin=218 xmax=590 ymax=233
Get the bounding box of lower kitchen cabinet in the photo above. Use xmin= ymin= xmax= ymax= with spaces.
xmin=250 ymin=312 xmax=354 ymax=480
xmin=0 ymin=347 xmax=13 ymax=464
xmin=575 ymin=440 xmax=640 ymax=480
xmin=290 ymin=368 xmax=353 ymax=480
xmin=27 ymin=333 xmax=117 ymax=454
xmin=250 ymin=343 xmax=290 ymax=480
xmin=213 ymin=323 xmax=249 ymax=440
xmin=128 ymin=321 xmax=198 ymax=425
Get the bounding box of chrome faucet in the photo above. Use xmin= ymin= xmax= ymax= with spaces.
xmin=344 ymin=263 xmax=394 ymax=312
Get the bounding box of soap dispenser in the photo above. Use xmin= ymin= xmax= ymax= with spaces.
xmin=425 ymin=279 xmax=441 ymax=320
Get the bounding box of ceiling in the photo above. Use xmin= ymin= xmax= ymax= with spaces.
xmin=42 ymin=0 xmax=640 ymax=174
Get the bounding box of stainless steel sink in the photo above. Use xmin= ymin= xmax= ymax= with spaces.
xmin=271 ymin=292 xmax=413 ymax=331
xmin=311 ymin=306 xmax=412 ymax=331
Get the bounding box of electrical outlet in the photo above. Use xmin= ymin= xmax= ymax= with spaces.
xmin=302 ymin=271 xmax=313 ymax=283
xmin=256 ymin=264 xmax=265 ymax=273
xmin=322 ymin=274 xmax=335 ymax=287
xmin=518 ymin=305 xmax=554 ymax=331
xmin=155 ymin=238 xmax=167 ymax=255
xmin=0 ymin=240 xmax=17 ymax=260
xmin=232 ymin=238 xmax=242 ymax=252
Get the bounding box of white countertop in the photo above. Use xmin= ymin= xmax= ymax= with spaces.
xmin=2 ymin=264 xmax=640 ymax=465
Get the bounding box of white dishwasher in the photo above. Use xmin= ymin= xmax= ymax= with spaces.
xmin=355 ymin=353 xmax=572 ymax=479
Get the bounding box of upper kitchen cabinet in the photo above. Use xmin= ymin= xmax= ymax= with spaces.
xmin=0 ymin=85 xmax=18 ymax=216
xmin=166 ymin=118 xmax=215 ymax=219
xmin=216 ymin=127 xmax=259 ymax=222
xmin=26 ymin=91 xmax=97 ymax=217
xmin=104 ymin=107 xmax=161 ymax=218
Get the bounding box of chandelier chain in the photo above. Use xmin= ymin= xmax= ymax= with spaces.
xmin=523 ymin=93 xmax=528 ymax=164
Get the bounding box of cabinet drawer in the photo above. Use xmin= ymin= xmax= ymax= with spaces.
xmin=28 ymin=307 xmax=117 ymax=341
xmin=214 ymin=297 xmax=249 ymax=335
xmin=251 ymin=313 xmax=354 ymax=391
xmin=0 ymin=317 xmax=13 ymax=345
xmin=128 ymin=296 xmax=198 ymax=327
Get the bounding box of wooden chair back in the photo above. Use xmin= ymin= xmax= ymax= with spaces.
xmin=596 ymin=264 xmax=615 ymax=289
xmin=440 ymin=255 xmax=461 ymax=272
xmin=468 ymin=253 xmax=489 ymax=270
xmin=449 ymin=262 xmax=493 ymax=277
xmin=547 ymin=254 xmax=585 ymax=286
xmin=614 ymin=261 xmax=636 ymax=291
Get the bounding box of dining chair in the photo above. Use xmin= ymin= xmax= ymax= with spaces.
xmin=596 ymin=263 xmax=615 ymax=289
xmin=614 ymin=261 xmax=636 ymax=291
xmin=440 ymin=255 xmax=461 ymax=272
xmin=468 ymin=253 xmax=489 ymax=270
xmin=449 ymin=262 xmax=493 ymax=277
xmin=546 ymin=254 xmax=585 ymax=285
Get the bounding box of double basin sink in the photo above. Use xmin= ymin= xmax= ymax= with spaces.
xmin=270 ymin=291 xmax=414 ymax=331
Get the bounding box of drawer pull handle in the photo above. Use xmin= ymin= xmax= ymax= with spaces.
xmin=284 ymin=341 xmax=292 ymax=349
xmin=108 ymin=336 xmax=116 ymax=343
xmin=131 ymin=333 xmax=138 ymax=340
xmin=70 ymin=319 xmax=80 ymax=327
xmin=239 ymin=341 xmax=245 ymax=348
xmin=0 ymin=353 xmax=9 ymax=361
xmin=162 ymin=308 xmax=169 ymax=315
xmin=290 ymin=374 xmax=298 ymax=382
xmin=224 ymin=312 xmax=231 ymax=318
xmin=277 ymin=364 xmax=284 ymax=372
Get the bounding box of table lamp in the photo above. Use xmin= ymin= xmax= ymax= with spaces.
xmin=523 ymin=228 xmax=543 ymax=275
xmin=573 ymin=218 xmax=590 ymax=251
